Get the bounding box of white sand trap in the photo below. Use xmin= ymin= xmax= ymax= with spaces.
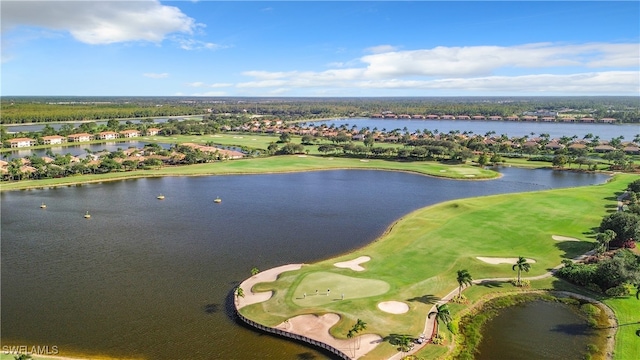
xmin=277 ymin=313 xmax=382 ymax=358
xmin=378 ymin=301 xmax=409 ymax=314
xmin=297 ymin=155 xmax=307 ymax=157
xmin=476 ymin=257 xmax=537 ymax=265
xmin=464 ymin=174 xmax=476 ymax=177
xmin=334 ymin=256 xmax=371 ymax=271
xmin=236 ymin=264 xmax=303 ymax=309
xmin=439 ymin=169 xmax=447 ymax=172
xmin=552 ymin=235 xmax=581 ymax=242
xmin=360 ymin=159 xmax=369 ymax=162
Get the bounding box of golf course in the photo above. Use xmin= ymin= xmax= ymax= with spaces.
xmin=236 ymin=172 xmax=640 ymax=360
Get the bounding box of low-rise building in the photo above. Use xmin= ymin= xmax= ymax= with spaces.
xmin=42 ymin=135 xmax=66 ymax=145
xmin=8 ymin=138 xmax=36 ymax=148
xmin=68 ymin=133 xmax=94 ymax=142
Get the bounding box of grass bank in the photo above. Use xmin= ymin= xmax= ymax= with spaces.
xmin=238 ymin=173 xmax=640 ymax=360
xmin=0 ymin=155 xmax=499 ymax=192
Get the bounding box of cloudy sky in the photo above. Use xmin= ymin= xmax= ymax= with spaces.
xmin=2 ymin=0 xmax=639 ymax=96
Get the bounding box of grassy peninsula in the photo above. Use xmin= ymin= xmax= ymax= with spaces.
xmin=238 ymin=173 xmax=640 ymax=360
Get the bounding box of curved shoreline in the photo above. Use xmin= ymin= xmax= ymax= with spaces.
xmin=237 ymin=244 xmax=620 ymax=360
xmin=0 ymin=158 xmax=502 ymax=192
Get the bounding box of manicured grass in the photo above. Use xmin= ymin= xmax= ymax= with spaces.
xmin=239 ymin=173 xmax=640 ymax=360
xmin=0 ymin=155 xmax=499 ymax=191
xmin=291 ymin=272 xmax=390 ymax=306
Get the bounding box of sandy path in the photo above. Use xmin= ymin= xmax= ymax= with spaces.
xmin=276 ymin=313 xmax=383 ymax=359
xmin=236 ymin=264 xmax=303 ymax=309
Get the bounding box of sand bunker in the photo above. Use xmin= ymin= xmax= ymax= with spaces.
xmin=276 ymin=313 xmax=382 ymax=359
xmin=334 ymin=256 xmax=371 ymax=271
xmin=377 ymin=301 xmax=409 ymax=314
xmin=552 ymin=235 xmax=581 ymax=242
xmin=476 ymin=257 xmax=537 ymax=265
xmin=236 ymin=264 xmax=303 ymax=309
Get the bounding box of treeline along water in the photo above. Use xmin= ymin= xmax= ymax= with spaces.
xmin=0 ymin=168 xmax=609 ymax=359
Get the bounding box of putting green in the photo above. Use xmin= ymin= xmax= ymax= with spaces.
xmin=293 ymin=272 xmax=390 ymax=306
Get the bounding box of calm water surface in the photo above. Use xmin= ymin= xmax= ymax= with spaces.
xmin=475 ymin=300 xmax=596 ymax=360
xmin=0 ymin=168 xmax=609 ymax=359
xmin=309 ymin=118 xmax=639 ymax=139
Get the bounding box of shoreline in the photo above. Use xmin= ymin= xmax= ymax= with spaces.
xmin=0 ymin=157 xmax=504 ymax=192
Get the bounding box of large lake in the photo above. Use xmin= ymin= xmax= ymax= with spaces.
xmin=309 ymin=118 xmax=639 ymax=140
xmin=0 ymin=168 xmax=609 ymax=359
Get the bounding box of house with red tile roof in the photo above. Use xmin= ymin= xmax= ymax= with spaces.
xmin=99 ymin=131 xmax=120 ymax=140
xmin=8 ymin=137 xmax=36 ymax=148
xmin=120 ymin=129 xmax=140 ymax=138
xmin=42 ymin=135 xmax=66 ymax=145
xmin=68 ymin=133 xmax=94 ymax=142
xmin=146 ymin=128 xmax=161 ymax=136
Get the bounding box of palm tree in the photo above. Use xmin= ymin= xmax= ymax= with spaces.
xmin=597 ymin=229 xmax=616 ymax=252
xmin=428 ymin=303 xmax=452 ymax=338
xmin=512 ymin=256 xmax=531 ymax=286
xmin=456 ymin=269 xmax=473 ymax=297
xmin=397 ymin=334 xmax=412 ymax=355
xmin=354 ymin=318 xmax=367 ymax=349
xmin=235 ymin=286 xmax=245 ymax=298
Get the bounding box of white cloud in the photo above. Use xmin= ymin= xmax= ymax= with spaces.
xmin=175 ymin=38 xmax=225 ymax=51
xmin=235 ymin=42 xmax=639 ymax=94
xmin=365 ymin=45 xmax=399 ymax=54
xmin=190 ymin=91 xmax=227 ymax=96
xmin=186 ymin=82 xmax=233 ymax=88
xmin=2 ymin=0 xmax=197 ymax=45
xmin=143 ymin=73 xmax=169 ymax=79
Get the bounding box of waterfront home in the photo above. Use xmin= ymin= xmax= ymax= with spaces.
xmin=68 ymin=133 xmax=94 ymax=142
xmin=119 ymin=129 xmax=140 ymax=138
xmin=42 ymin=135 xmax=66 ymax=145
xmin=579 ymin=117 xmax=596 ymax=123
xmin=471 ymin=115 xmax=486 ymax=120
xmin=522 ymin=116 xmax=538 ymax=122
xmin=8 ymin=137 xmax=36 ymax=148
xmin=457 ymin=115 xmax=471 ymax=120
xmin=594 ymin=144 xmax=616 ymax=153
xmin=541 ymin=117 xmax=556 ymax=122
xmin=441 ymin=115 xmax=456 ymax=120
xmin=146 ymin=128 xmax=161 ymax=136
xmin=600 ymin=118 xmax=617 ymax=124
xmin=623 ymin=145 xmax=640 ymax=154
xmin=426 ymin=114 xmax=439 ymax=119
xmin=488 ymin=116 xmax=503 ymax=121
xmin=505 ymin=116 xmax=519 ymax=121
xmin=99 ymin=131 xmax=119 ymax=140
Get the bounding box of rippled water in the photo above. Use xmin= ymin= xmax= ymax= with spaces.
xmin=0 ymin=168 xmax=609 ymax=359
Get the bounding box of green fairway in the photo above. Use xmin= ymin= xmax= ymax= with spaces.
xmin=0 ymin=155 xmax=499 ymax=191
xmin=239 ymin=173 xmax=640 ymax=360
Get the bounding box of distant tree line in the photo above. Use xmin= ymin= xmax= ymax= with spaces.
xmin=2 ymin=96 xmax=638 ymax=124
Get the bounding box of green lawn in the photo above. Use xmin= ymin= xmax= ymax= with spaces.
xmin=0 ymin=155 xmax=499 ymax=191
xmin=239 ymin=173 xmax=640 ymax=360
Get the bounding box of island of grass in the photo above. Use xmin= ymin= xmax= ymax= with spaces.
xmin=236 ymin=173 xmax=640 ymax=360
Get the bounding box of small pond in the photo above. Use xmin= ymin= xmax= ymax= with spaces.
xmin=475 ymin=300 xmax=601 ymax=360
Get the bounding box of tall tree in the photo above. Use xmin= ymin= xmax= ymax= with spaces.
xmin=512 ymin=257 xmax=531 ymax=286
xmin=428 ymin=303 xmax=452 ymax=338
xmin=456 ymin=269 xmax=473 ymax=297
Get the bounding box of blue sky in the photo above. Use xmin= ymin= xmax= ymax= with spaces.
xmin=2 ymin=1 xmax=639 ymax=96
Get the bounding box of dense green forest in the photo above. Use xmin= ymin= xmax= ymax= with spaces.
xmin=1 ymin=96 xmax=639 ymax=124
